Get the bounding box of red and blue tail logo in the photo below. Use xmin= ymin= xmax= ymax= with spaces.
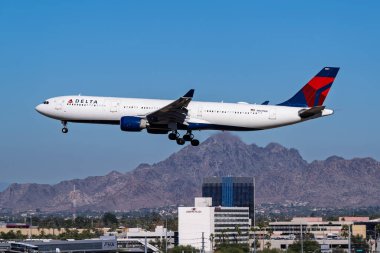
xmin=278 ymin=67 xmax=339 ymax=107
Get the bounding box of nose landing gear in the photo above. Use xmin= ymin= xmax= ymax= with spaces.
xmin=61 ymin=121 xmax=68 ymax=134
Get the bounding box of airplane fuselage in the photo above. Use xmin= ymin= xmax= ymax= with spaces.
xmin=36 ymin=95 xmax=332 ymax=131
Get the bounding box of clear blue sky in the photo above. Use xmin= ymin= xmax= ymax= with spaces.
xmin=1 ymin=1 xmax=379 ymax=184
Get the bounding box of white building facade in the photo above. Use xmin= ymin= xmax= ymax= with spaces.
xmin=214 ymin=207 xmax=250 ymax=245
xmin=178 ymin=198 xmax=250 ymax=252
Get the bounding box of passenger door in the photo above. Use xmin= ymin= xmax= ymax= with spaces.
xmin=269 ymin=109 xmax=276 ymax=120
xmin=197 ymin=107 xmax=203 ymax=118
xmin=110 ymin=101 xmax=119 ymax=113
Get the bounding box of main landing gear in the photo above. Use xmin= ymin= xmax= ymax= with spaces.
xmin=61 ymin=121 xmax=68 ymax=134
xmin=168 ymin=131 xmax=200 ymax=146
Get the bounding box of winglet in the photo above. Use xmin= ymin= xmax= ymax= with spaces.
xmin=183 ymin=89 xmax=195 ymax=98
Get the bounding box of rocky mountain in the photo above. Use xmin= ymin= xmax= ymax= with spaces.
xmin=1 ymin=133 xmax=379 ymax=212
xmin=0 ymin=182 xmax=9 ymax=192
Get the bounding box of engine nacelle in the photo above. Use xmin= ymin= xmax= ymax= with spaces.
xmin=120 ymin=116 xmax=147 ymax=132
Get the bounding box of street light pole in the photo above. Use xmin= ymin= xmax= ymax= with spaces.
xmin=253 ymin=177 xmax=256 ymax=253
xmin=29 ymin=213 xmax=33 ymax=239
xmin=165 ymin=219 xmax=168 ymax=253
xmin=300 ymin=222 xmax=304 ymax=253
xmin=144 ymin=236 xmax=147 ymax=253
xmin=349 ymin=224 xmax=352 ymax=253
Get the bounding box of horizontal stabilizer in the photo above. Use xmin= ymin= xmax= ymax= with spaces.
xmin=298 ymin=106 xmax=325 ymax=118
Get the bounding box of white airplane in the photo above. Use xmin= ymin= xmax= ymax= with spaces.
xmin=36 ymin=67 xmax=339 ymax=146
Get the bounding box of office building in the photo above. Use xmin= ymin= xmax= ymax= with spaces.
xmin=1 ymin=238 xmax=160 ymax=253
xmin=202 ymin=177 xmax=254 ymax=219
xmin=214 ymin=206 xmax=250 ymax=245
xmin=2 ymin=239 xmax=118 ymax=253
xmin=115 ymin=225 xmax=177 ymax=248
xmin=178 ymin=197 xmax=250 ymax=252
xmin=257 ymin=216 xmax=380 ymax=252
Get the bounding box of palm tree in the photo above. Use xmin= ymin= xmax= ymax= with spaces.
xmin=250 ymin=226 xmax=260 ymax=251
xmin=375 ymin=224 xmax=380 ymax=239
xmin=257 ymin=221 xmax=267 ymax=250
xmin=341 ymin=225 xmax=349 ymax=238
xmin=221 ymin=229 xmax=228 ymax=244
xmin=216 ymin=233 xmax=222 ymax=247
xmin=210 ymin=233 xmax=215 ymax=251
xmin=234 ymin=225 xmax=241 ymax=244
xmin=266 ymin=228 xmax=273 ymax=249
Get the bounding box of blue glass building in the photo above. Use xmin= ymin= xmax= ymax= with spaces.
xmin=202 ymin=177 xmax=255 ymax=219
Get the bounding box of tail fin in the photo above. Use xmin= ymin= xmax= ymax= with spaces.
xmin=278 ymin=67 xmax=340 ymax=107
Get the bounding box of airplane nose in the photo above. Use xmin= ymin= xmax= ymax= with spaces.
xmin=35 ymin=104 xmax=43 ymax=114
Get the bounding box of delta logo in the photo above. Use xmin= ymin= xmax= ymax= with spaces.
xmin=67 ymin=99 xmax=98 ymax=104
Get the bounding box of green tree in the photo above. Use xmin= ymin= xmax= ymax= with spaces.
xmin=341 ymin=225 xmax=349 ymax=238
xmin=258 ymin=249 xmax=282 ymax=253
xmin=150 ymin=238 xmax=169 ymax=252
xmin=102 ymin=212 xmax=119 ymax=228
xmin=210 ymin=233 xmax=215 ymax=251
xmin=221 ymin=229 xmax=228 ymax=244
xmin=332 ymin=248 xmax=345 ymax=253
xmin=351 ymin=235 xmax=369 ymax=252
xmin=215 ymin=243 xmax=249 ymax=253
xmin=74 ymin=216 xmax=93 ymax=229
xmin=0 ymin=230 xmax=26 ymax=240
xmin=375 ymin=224 xmax=380 ymax=238
xmin=39 ymin=230 xmax=46 ymax=238
xmin=267 ymin=228 xmax=274 ymax=239
xmin=250 ymin=226 xmax=261 ymax=250
xmin=15 ymin=230 xmax=25 ymax=239
xmin=257 ymin=221 xmax=269 ymax=250
xmin=168 ymin=245 xmax=197 ymax=253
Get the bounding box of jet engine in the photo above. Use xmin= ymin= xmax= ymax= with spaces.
xmin=120 ymin=116 xmax=147 ymax=132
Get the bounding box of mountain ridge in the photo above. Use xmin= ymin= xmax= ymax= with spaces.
xmin=1 ymin=133 xmax=379 ymax=212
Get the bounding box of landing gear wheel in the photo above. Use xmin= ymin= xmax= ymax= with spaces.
xmin=176 ymin=138 xmax=185 ymax=145
xmin=61 ymin=121 xmax=68 ymax=134
xmin=191 ymin=139 xmax=200 ymax=146
xmin=183 ymin=134 xmax=194 ymax=142
xmin=168 ymin=132 xmax=177 ymax=140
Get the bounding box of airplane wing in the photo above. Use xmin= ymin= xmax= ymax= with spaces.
xmin=146 ymin=89 xmax=194 ymax=125
xmin=298 ymin=105 xmax=325 ymax=118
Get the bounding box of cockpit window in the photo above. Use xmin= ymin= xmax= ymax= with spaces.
xmin=43 ymin=101 xmax=49 ymax=104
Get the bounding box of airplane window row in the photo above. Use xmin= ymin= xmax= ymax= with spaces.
xmin=43 ymin=101 xmax=49 ymax=104
xmin=122 ymin=105 xmax=159 ymax=110
xmin=205 ymin=110 xmax=258 ymax=115
xmin=140 ymin=106 xmax=159 ymax=110
xmin=66 ymin=103 xmax=105 ymax=107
